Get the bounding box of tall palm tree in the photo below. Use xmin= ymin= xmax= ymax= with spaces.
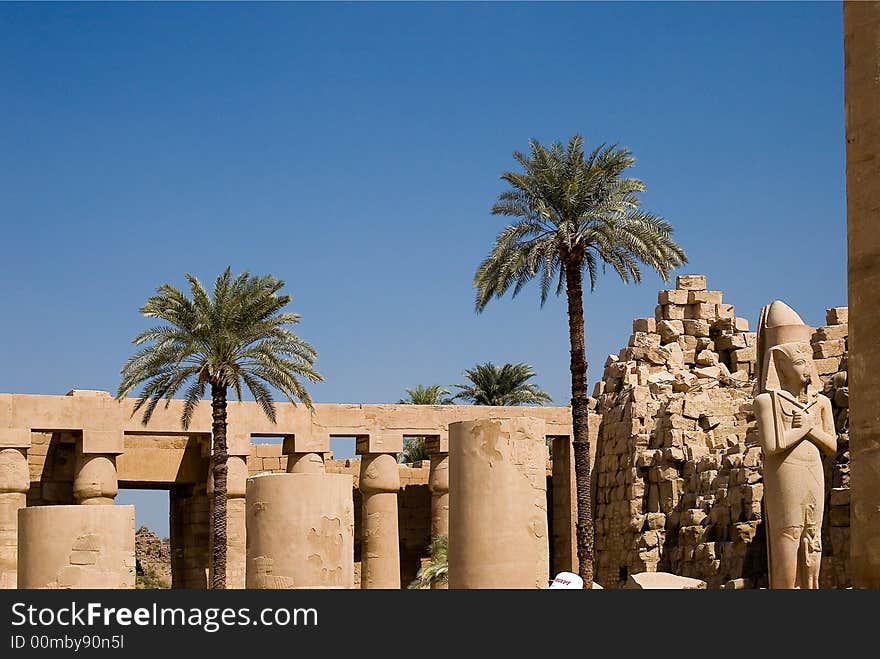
xmin=397 ymin=384 xmax=453 ymax=463
xmin=451 ymin=362 xmax=552 ymax=406
xmin=116 ymin=267 xmax=322 ymax=589
xmin=473 ymin=135 xmax=687 ymax=588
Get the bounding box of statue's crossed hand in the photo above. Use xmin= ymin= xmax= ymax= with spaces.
xmin=791 ymin=411 xmax=821 ymax=428
xmin=792 ymin=409 xmax=819 ymax=430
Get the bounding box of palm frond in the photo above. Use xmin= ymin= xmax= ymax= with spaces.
xmin=451 ymin=362 xmax=552 ymax=406
xmin=117 ymin=267 xmax=322 ymax=428
xmin=475 ymin=135 xmax=688 ymax=307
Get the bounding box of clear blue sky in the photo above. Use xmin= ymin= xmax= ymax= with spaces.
xmin=0 ymin=2 xmax=846 ymax=536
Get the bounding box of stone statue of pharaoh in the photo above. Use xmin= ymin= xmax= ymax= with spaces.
xmin=753 ymin=300 xmax=836 ymax=589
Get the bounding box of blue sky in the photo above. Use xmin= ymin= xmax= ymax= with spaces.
xmin=0 ymin=2 xmax=846 ymax=535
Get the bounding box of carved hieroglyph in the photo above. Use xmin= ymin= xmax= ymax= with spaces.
xmin=754 ymin=301 xmax=837 ymax=588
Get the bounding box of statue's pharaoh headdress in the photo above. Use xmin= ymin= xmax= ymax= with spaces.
xmin=755 ymin=300 xmax=821 ymax=394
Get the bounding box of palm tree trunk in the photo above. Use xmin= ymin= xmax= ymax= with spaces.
xmin=210 ymin=383 xmax=228 ymax=589
xmin=564 ymin=258 xmax=594 ymax=589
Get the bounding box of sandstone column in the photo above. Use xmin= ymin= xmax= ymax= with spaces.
xmin=551 ymin=435 xmax=578 ymax=576
xmin=0 ymin=428 xmax=30 ymax=589
xmin=246 ymin=473 xmax=354 ymax=588
xmin=426 ymin=436 xmax=449 ymax=539
xmin=283 ymin=434 xmax=329 ymax=474
xmin=448 ymin=418 xmax=549 ymax=589
xmin=426 ymin=436 xmax=450 ymax=589
xmin=73 ymin=430 xmax=123 ymax=505
xmin=845 ymin=0 xmax=880 ymax=588
xmin=17 ymin=505 xmax=136 ymax=589
xmin=357 ymin=434 xmax=403 ymax=589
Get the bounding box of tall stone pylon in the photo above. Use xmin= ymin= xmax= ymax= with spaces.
xmin=844 ymin=0 xmax=880 ymax=588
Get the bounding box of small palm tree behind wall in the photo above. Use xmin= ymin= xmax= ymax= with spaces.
xmin=397 ymin=384 xmax=453 ymax=463
xmin=473 ymin=135 xmax=687 ymax=588
xmin=116 ymin=267 xmax=322 ymax=589
xmin=451 ymin=362 xmax=552 ymax=406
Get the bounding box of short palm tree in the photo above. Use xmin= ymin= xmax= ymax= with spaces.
xmin=451 ymin=362 xmax=552 ymax=406
xmin=407 ymin=535 xmax=448 ymax=589
xmin=116 ymin=267 xmax=322 ymax=589
xmin=473 ymin=135 xmax=687 ymax=588
xmin=399 ymin=384 xmax=454 ymax=406
xmin=397 ymin=384 xmax=453 ymax=463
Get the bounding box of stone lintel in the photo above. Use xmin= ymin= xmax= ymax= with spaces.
xmin=80 ymin=429 xmax=124 ymax=455
xmin=356 ymin=434 xmax=403 ymax=455
xmin=0 ymin=428 xmax=31 ymax=449
xmin=281 ymin=434 xmax=329 ymax=455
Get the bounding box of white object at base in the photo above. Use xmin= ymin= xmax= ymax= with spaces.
xmin=549 ymin=571 xmax=583 ymax=589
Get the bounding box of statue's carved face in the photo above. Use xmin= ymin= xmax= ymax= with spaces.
xmin=776 ymin=347 xmax=812 ymax=388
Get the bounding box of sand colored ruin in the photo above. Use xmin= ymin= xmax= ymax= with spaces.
xmin=0 ymin=267 xmax=874 ymax=590
xmin=17 ymin=504 xmax=135 ymax=589
xmin=448 ymin=418 xmax=549 ymax=589
xmin=591 ymin=276 xmax=853 ymax=588
xmin=0 ymin=391 xmax=572 ymax=588
xmin=246 ymin=473 xmax=354 ymax=589
xmin=0 ymin=274 xmax=866 ymax=589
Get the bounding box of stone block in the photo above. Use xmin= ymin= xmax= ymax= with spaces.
xmin=282 ymin=434 xmax=330 ymax=455
xmin=716 ymin=304 xmax=735 ymax=319
xmin=814 ymin=357 xmax=842 ymax=375
xmin=715 ymin=334 xmax=747 ymax=351
xmin=645 ymin=513 xmax=666 ymax=530
xmin=356 ymin=434 xmax=404 ymax=454
xmin=629 ymin=332 xmax=662 ymax=349
xmin=662 ymin=304 xmax=685 ymax=321
xmin=686 ymin=303 xmax=716 ymax=320
xmin=694 ymin=366 xmax=722 ymax=379
xmin=0 ymin=428 xmax=31 ymax=449
xmin=813 ymin=339 xmax=846 ymax=359
xmin=658 ymin=320 xmax=684 ymax=343
xmin=731 ymin=346 xmax=756 ymax=366
xmin=80 ymin=429 xmax=124 ymax=455
xmin=826 ymin=307 xmax=848 ymax=325
xmin=814 ymin=324 xmax=848 ymax=341
xmin=659 ymin=290 xmax=689 ymax=305
xmin=624 ymin=572 xmax=707 ymax=589
xmin=676 ymin=275 xmax=707 ymax=291
xmin=633 ymin=318 xmax=657 ymax=333
xmin=688 ymin=290 xmax=723 ymax=305
xmin=696 ymin=350 xmax=719 ymax=366
xmin=682 ymin=319 xmax=710 ymax=337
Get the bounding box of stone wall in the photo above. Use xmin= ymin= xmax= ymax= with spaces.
xmin=593 ymin=275 xmax=851 ymax=588
xmin=135 ymin=526 xmax=171 ymax=588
